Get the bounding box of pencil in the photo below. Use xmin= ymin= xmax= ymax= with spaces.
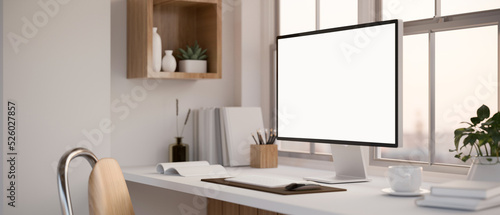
xmin=271 ymin=135 xmax=277 ymax=144
xmin=264 ymin=129 xmax=269 ymax=144
xmin=256 ymin=130 xmax=264 ymax=145
xmin=267 ymin=128 xmax=273 ymax=144
xmin=251 ymin=134 xmax=259 ymax=145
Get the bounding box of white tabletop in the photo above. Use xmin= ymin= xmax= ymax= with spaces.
xmin=122 ymin=165 xmax=500 ymax=215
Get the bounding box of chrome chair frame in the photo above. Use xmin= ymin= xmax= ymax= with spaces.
xmin=57 ymin=148 xmax=98 ymax=215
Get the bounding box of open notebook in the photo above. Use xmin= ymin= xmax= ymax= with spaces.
xmin=156 ymin=161 xmax=229 ymax=177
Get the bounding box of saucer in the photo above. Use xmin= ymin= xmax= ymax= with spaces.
xmin=381 ymin=188 xmax=430 ymax=197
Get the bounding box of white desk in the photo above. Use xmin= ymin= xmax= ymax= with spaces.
xmin=123 ymin=165 xmax=500 ymax=215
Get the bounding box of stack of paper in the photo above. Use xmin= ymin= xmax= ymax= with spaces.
xmin=416 ymin=180 xmax=500 ymax=211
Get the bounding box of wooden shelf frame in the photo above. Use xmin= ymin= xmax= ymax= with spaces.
xmin=154 ymin=0 xmax=219 ymax=6
xmin=127 ymin=0 xmax=222 ymax=79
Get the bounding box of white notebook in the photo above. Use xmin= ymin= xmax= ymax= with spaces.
xmin=431 ymin=180 xmax=500 ymax=199
xmin=416 ymin=194 xmax=500 ymax=211
xmin=156 ymin=161 xmax=228 ymax=177
xmin=194 ymin=108 xmax=222 ymax=165
xmin=220 ymin=107 xmax=264 ymax=167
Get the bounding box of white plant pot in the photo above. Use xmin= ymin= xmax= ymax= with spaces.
xmin=467 ymin=157 xmax=500 ymax=182
xmin=179 ymin=60 xmax=207 ymax=73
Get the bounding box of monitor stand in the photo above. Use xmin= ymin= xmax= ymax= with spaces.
xmin=304 ymin=145 xmax=370 ymax=184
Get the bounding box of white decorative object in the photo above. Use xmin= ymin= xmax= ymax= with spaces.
xmin=152 ymin=27 xmax=162 ymax=72
xmin=162 ymin=50 xmax=176 ymax=72
xmin=179 ymin=60 xmax=207 ymax=73
xmin=467 ymin=157 xmax=500 ymax=182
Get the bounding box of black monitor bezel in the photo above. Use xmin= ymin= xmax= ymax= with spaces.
xmin=276 ymin=19 xmax=400 ymax=148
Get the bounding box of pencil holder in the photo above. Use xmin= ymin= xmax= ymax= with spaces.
xmin=250 ymin=144 xmax=278 ymax=168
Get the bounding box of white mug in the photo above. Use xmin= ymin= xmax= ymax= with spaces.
xmin=387 ymin=166 xmax=422 ymax=192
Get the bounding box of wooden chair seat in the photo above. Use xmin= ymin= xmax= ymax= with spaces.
xmin=57 ymin=148 xmax=135 ymax=215
xmin=89 ymin=158 xmax=135 ymax=215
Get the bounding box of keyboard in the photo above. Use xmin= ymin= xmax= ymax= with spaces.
xmin=225 ymin=175 xmax=297 ymax=188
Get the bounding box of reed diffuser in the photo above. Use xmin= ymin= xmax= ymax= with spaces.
xmin=169 ymin=99 xmax=191 ymax=162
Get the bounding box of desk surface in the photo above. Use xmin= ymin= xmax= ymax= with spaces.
xmin=123 ymin=165 xmax=500 ymax=215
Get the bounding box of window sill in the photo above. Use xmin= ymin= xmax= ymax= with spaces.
xmin=278 ymin=155 xmax=468 ymax=183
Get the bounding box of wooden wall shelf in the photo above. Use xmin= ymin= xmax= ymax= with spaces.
xmin=127 ymin=0 xmax=222 ymax=79
xmin=154 ymin=0 xmax=219 ymax=6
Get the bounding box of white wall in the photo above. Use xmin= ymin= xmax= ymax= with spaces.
xmin=259 ymin=0 xmax=276 ymax=128
xmin=235 ymin=0 xmax=263 ymax=107
xmin=0 ymin=0 xmax=4 ymax=212
xmin=234 ymin=0 xmax=274 ymax=127
xmin=110 ymin=0 xmax=236 ymax=168
xmin=1 ymin=0 xmax=270 ymax=214
xmin=110 ymin=0 xmax=239 ymax=214
xmin=110 ymin=0 xmax=275 ymax=214
xmin=2 ymin=0 xmax=110 ymax=214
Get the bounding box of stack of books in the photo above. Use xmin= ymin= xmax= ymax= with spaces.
xmin=193 ymin=107 xmax=264 ymax=167
xmin=416 ymin=180 xmax=500 ymax=211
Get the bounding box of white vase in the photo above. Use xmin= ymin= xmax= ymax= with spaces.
xmin=162 ymin=50 xmax=176 ymax=72
xmin=179 ymin=60 xmax=207 ymax=73
xmin=152 ymin=27 xmax=162 ymax=72
xmin=467 ymin=157 xmax=500 ymax=182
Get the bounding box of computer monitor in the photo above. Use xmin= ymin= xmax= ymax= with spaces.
xmin=276 ymin=20 xmax=403 ymax=184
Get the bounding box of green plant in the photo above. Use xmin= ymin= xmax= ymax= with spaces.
xmin=177 ymin=41 xmax=207 ymax=60
xmin=453 ymin=104 xmax=500 ymax=162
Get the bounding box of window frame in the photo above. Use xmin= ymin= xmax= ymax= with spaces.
xmin=274 ymin=0 xmax=500 ymax=174
xmin=371 ymin=7 xmax=500 ymax=172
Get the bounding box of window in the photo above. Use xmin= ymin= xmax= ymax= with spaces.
xmin=382 ymin=0 xmax=434 ymax=21
xmin=380 ymin=33 xmax=430 ymax=162
xmin=279 ymin=0 xmax=316 ymax=35
xmin=277 ymin=0 xmax=358 ymax=156
xmin=319 ymin=0 xmax=358 ymax=29
xmin=277 ymin=0 xmax=500 ymax=170
xmin=279 ymin=0 xmax=358 ymax=35
xmin=441 ymin=0 xmax=500 ymax=16
xmin=376 ymin=1 xmax=500 ymax=168
xmin=434 ymin=26 xmax=498 ymax=164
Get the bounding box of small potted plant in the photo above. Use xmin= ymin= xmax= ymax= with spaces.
xmin=177 ymin=41 xmax=207 ymax=73
xmin=453 ymin=104 xmax=500 ymax=181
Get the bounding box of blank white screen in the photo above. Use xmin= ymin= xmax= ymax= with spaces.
xmin=277 ymin=23 xmax=397 ymax=145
